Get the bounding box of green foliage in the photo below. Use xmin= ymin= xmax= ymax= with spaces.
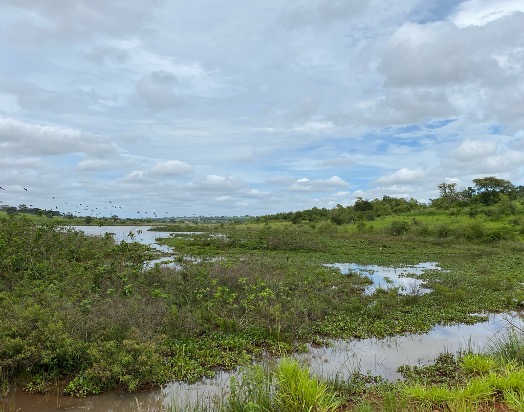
xmin=223 ymin=364 xmax=273 ymax=411
xmin=274 ymin=358 xmax=341 ymax=412
xmin=398 ymin=353 xmax=463 ymax=386
xmin=487 ymin=329 xmax=524 ymax=366
xmin=460 ymin=353 xmax=497 ymax=376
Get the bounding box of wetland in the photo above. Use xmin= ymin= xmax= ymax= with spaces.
xmin=2 ymin=189 xmax=524 ymax=411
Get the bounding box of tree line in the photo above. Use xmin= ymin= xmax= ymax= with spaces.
xmin=256 ymin=176 xmax=524 ymax=225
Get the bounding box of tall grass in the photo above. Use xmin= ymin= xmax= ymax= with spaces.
xmin=274 ymin=358 xmax=341 ymax=412
xmin=487 ymin=329 xmax=524 ymax=365
xmin=168 ymin=358 xmax=341 ymax=412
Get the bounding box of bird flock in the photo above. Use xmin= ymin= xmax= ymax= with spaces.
xmin=0 ymin=185 xmax=171 ymax=220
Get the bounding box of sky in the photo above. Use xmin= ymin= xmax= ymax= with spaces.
xmin=1 ymin=0 xmax=524 ymax=218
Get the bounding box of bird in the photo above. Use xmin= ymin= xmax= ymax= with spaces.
xmin=24 ymin=188 xmax=27 ymax=191
xmin=0 ymin=186 xmax=5 ymax=190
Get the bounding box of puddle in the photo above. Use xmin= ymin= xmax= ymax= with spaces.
xmin=326 ymin=262 xmax=438 ymax=295
xmin=296 ymin=312 xmax=520 ymax=381
xmin=5 ymin=313 xmax=521 ymax=411
xmin=71 ymin=225 xmax=174 ymax=254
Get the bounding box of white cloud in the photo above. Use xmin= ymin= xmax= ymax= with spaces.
xmin=453 ymin=140 xmax=497 ymax=161
xmin=188 ymin=175 xmax=245 ymax=192
xmin=289 ymin=176 xmax=349 ymax=192
xmin=2 ymin=0 xmax=161 ymax=42
xmin=0 ymin=117 xmax=117 ymax=157
xmin=136 ymin=71 xmax=179 ymax=110
xmin=279 ymin=0 xmax=368 ymax=29
xmin=293 ymin=121 xmax=334 ymax=133
xmin=451 ymin=0 xmax=524 ymax=27
xmin=1 ymin=1 xmax=523 ymax=217
xmin=150 ymin=160 xmax=193 ymax=176
xmin=76 ymin=158 xmax=112 ymax=172
xmin=377 ymin=168 xmax=426 ymax=184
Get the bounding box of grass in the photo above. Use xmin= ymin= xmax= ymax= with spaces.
xmin=168 ymin=358 xmax=341 ymax=412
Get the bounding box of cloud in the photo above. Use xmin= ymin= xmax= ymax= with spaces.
xmin=364 ymin=10 xmax=524 ymax=129
xmin=318 ymin=155 xmax=354 ymax=168
xmin=293 ymin=121 xmax=334 ymax=133
xmin=289 ymin=175 xmax=348 ymax=192
xmin=136 ymin=71 xmax=179 ymax=110
xmin=0 ymin=81 xmax=60 ymax=111
xmin=0 ymin=117 xmax=117 ymax=157
xmin=451 ymin=0 xmax=524 ymax=27
xmin=76 ymin=158 xmax=112 ymax=172
xmin=1 ymin=1 xmax=523 ymax=217
xmin=380 ymin=22 xmax=502 ymax=88
xmin=188 ymin=175 xmax=245 ymax=192
xmin=84 ymin=44 xmax=130 ymax=65
xmin=150 ymin=160 xmax=193 ymax=176
xmin=2 ymin=0 xmax=160 ymax=42
xmin=279 ymin=0 xmax=369 ymax=29
xmin=377 ymin=168 xmax=426 ymax=184
xmin=453 ymin=140 xmax=497 ymax=161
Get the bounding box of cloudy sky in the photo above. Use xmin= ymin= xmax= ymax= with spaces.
xmin=1 ymin=0 xmax=524 ymax=218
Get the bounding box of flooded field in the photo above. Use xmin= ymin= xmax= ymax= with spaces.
xmin=4 ymin=225 xmax=519 ymax=411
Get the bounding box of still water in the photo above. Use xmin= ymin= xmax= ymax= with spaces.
xmin=325 ymin=262 xmax=437 ymax=295
xmin=71 ymin=225 xmax=173 ymax=253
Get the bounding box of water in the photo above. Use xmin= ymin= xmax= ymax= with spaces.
xmin=71 ymin=225 xmax=173 ymax=253
xmin=326 ymin=262 xmax=438 ymax=295
xmin=296 ymin=312 xmax=520 ymax=381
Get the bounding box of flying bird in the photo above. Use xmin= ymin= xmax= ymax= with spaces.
xmin=24 ymin=188 xmax=27 ymax=191
xmin=0 ymin=186 xmax=5 ymax=190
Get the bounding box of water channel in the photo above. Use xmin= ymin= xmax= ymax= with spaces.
xmin=4 ymin=226 xmax=521 ymax=411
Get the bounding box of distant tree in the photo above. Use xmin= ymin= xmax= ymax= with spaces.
xmin=4 ymin=206 xmax=17 ymax=215
xmin=330 ymin=204 xmax=351 ymax=225
xmin=473 ymin=176 xmax=515 ymax=205
xmin=353 ymin=198 xmax=373 ymax=212
xmin=432 ymin=182 xmax=459 ymax=209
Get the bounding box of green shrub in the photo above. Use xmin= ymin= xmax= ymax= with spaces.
xmin=384 ymin=221 xmax=410 ymax=236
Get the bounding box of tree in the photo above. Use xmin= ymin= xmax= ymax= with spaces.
xmin=473 ymin=176 xmax=515 ymax=205
xmin=433 ymin=182 xmax=459 ymax=209
xmin=353 ymin=198 xmax=373 ymax=212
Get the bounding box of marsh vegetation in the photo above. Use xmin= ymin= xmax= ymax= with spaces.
xmin=1 ymin=177 xmax=524 ymax=410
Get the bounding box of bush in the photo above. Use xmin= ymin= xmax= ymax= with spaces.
xmin=384 ymin=221 xmax=410 ymax=236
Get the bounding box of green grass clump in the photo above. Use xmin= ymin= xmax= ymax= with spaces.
xmin=460 ymin=353 xmax=497 ymax=376
xmin=274 ymin=358 xmax=341 ymax=412
xmin=487 ymin=329 xmax=524 ymax=365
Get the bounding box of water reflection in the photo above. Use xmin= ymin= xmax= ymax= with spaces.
xmin=326 ymin=262 xmax=438 ymax=295
xmin=296 ymin=312 xmax=520 ymax=381
xmin=71 ymin=225 xmax=173 ymax=253
xmin=7 ymin=313 xmax=520 ymax=411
